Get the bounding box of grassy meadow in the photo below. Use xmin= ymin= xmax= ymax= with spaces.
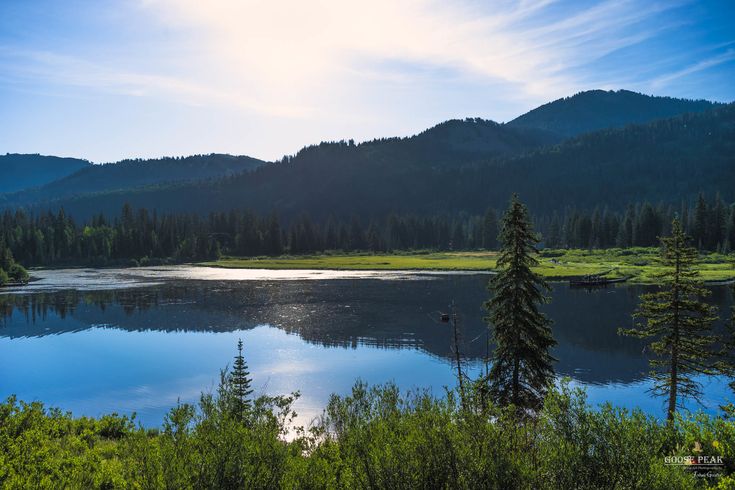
xmin=201 ymin=247 xmax=735 ymax=284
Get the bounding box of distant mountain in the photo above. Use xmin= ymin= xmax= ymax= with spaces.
xmin=0 ymin=153 xmax=265 ymax=207
xmin=0 ymin=118 xmax=557 ymax=214
xmin=507 ymin=89 xmax=722 ymax=137
xmin=0 ymin=154 xmax=91 ymax=193
xmin=28 ymin=103 xmax=734 ymax=221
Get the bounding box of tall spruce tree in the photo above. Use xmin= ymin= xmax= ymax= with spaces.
xmin=693 ymin=194 xmax=708 ymax=249
xmin=485 ymin=194 xmax=556 ymax=411
xmin=229 ymin=339 xmax=254 ymax=421
xmin=619 ymin=218 xmax=718 ymax=422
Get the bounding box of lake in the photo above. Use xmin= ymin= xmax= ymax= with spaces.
xmin=1 ymin=266 xmax=732 ymax=429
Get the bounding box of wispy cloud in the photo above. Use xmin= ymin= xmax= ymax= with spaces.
xmin=650 ymin=48 xmax=735 ymax=89
xmin=0 ymin=46 xmax=314 ymax=117
xmin=134 ymin=0 xmax=681 ymax=101
xmin=1 ymin=0 xmax=732 ymax=162
xmin=0 ymin=0 xmax=690 ymax=114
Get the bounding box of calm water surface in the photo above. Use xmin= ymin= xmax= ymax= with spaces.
xmin=1 ymin=266 xmax=732 ymax=428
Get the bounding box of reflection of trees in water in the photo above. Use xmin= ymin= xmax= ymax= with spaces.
xmin=1 ymin=278 xmax=732 ymax=386
xmin=0 ymin=289 xmax=160 ymax=323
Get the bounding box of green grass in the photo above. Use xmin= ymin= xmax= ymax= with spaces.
xmin=203 ymin=251 xmax=499 ymax=271
xmin=200 ymin=248 xmax=735 ymax=284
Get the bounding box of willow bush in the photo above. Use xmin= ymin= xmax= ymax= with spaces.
xmin=2 ymin=379 xmax=733 ymax=489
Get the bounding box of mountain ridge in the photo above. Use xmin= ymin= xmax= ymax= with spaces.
xmin=0 ymin=153 xmax=265 ymax=208
xmin=507 ymin=89 xmax=723 ymax=137
xmin=2 ymin=90 xmax=731 ymax=220
xmin=12 ymin=102 xmax=732 ymax=221
xmin=0 ymin=154 xmax=92 ymax=194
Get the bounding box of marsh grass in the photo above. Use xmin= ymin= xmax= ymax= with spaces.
xmin=201 ymin=248 xmax=735 ymax=284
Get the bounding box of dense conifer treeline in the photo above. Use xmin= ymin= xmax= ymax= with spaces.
xmin=538 ymin=193 xmax=735 ymax=251
xmin=1 ymin=193 xmax=733 ymax=267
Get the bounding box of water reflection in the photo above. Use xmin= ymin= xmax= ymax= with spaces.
xmin=2 ymin=277 xmax=732 ymax=387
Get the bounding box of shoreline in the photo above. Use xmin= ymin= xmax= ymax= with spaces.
xmin=8 ymin=248 xmax=734 ymax=286
xmin=198 ymin=249 xmax=735 ymax=285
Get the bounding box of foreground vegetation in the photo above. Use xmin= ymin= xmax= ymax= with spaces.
xmin=202 ymin=248 xmax=735 ymax=284
xmin=2 ymin=381 xmax=734 ymax=489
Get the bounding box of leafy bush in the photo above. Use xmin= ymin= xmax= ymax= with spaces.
xmin=97 ymin=413 xmax=135 ymax=439
xmin=8 ymin=263 xmax=29 ymax=283
xmin=2 ymin=380 xmax=728 ymax=489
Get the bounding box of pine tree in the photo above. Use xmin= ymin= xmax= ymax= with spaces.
xmin=727 ymin=205 xmax=735 ymax=252
xmin=616 ymin=205 xmax=635 ymax=247
xmin=709 ymin=195 xmax=727 ymax=251
xmin=267 ymin=213 xmax=283 ymax=255
xmin=547 ymin=212 xmax=561 ymax=248
xmin=619 ymin=218 xmax=719 ymax=422
xmin=485 ymin=194 xmax=556 ymax=411
xmin=229 ymin=339 xmax=254 ymax=421
xmin=0 ymin=239 xmax=13 ymax=272
xmin=324 ymin=216 xmax=339 ymax=250
xmin=0 ymin=240 xmax=8 ymax=286
xmin=591 ymin=208 xmax=602 ymax=248
xmin=635 ymin=202 xmax=659 ymax=246
xmin=451 ymin=221 xmax=465 ymax=250
xmin=482 ymin=208 xmax=498 ymax=249
xmin=693 ymin=193 xmax=708 ymax=249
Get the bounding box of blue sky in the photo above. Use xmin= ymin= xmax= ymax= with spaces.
xmin=1 ymin=0 xmax=733 ymax=163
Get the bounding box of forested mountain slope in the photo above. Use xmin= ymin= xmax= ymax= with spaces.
xmin=397 ymin=118 xmax=560 ymax=165
xmin=0 ymin=154 xmax=91 ymax=193
xmin=0 ymin=153 xmax=264 ymax=207
xmin=0 ymin=119 xmax=557 ymax=214
xmin=508 ymin=89 xmax=722 ymax=137
xmin=29 ymin=104 xmax=734 ymax=221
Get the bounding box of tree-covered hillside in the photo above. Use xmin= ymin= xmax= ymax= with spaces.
xmin=3 ymin=92 xmax=732 ymax=224
xmin=508 ymin=89 xmax=722 ymax=137
xmin=397 ymin=118 xmax=560 ymax=165
xmin=0 ymin=153 xmax=264 ymax=207
xmin=0 ymin=154 xmax=91 ymax=193
xmin=28 ymin=103 xmax=733 ymax=222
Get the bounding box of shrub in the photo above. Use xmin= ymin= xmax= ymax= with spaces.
xmin=1 ymin=382 xmax=728 ymax=488
xmin=8 ymin=263 xmax=29 ymax=283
